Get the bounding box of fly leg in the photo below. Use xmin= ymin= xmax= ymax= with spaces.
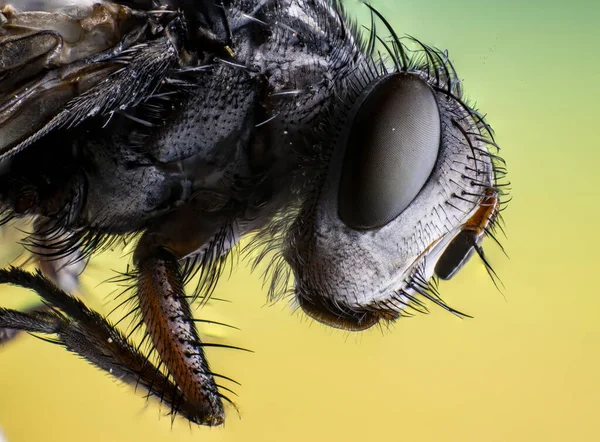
xmin=131 ymin=206 xmax=237 ymax=426
xmin=0 ymin=222 xmax=87 ymax=345
xmin=0 ymin=267 xmax=211 ymax=424
xmin=0 ymin=303 xmax=46 ymax=344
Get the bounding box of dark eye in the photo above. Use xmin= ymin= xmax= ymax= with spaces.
xmin=338 ymin=73 xmax=441 ymax=230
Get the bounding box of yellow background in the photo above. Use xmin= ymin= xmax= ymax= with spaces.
xmin=1 ymin=1 xmax=599 ymax=441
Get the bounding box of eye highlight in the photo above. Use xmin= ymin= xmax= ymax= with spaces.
xmin=338 ymin=73 xmax=441 ymax=230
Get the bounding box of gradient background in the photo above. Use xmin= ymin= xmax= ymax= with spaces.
xmin=1 ymin=1 xmax=599 ymax=441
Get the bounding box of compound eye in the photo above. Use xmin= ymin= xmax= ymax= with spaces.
xmin=339 ymin=74 xmax=441 ymax=230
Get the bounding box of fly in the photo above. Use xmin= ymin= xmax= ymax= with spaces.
xmin=0 ymin=0 xmax=508 ymax=426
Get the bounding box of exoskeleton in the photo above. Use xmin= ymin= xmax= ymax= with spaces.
xmin=0 ymin=0 xmax=507 ymax=426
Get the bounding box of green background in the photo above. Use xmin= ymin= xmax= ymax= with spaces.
xmin=1 ymin=1 xmax=599 ymax=441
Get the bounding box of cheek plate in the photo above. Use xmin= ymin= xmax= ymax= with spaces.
xmin=338 ymin=74 xmax=441 ymax=230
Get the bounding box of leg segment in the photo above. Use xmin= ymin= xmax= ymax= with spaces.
xmin=0 ymin=223 xmax=87 ymax=345
xmin=0 ymin=303 xmax=51 ymax=344
xmin=136 ymin=248 xmax=224 ymax=425
xmin=130 ymin=207 xmax=237 ymax=426
xmin=0 ymin=267 xmax=220 ymax=425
